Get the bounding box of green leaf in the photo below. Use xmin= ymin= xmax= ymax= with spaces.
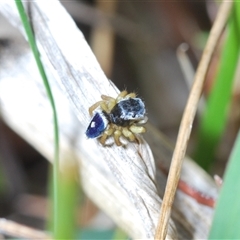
xmin=194 ymin=2 xmax=240 ymax=170
xmin=55 ymin=163 xmax=79 ymax=239
xmin=14 ymin=0 xmax=60 ymax=238
xmin=209 ymin=130 xmax=240 ymax=239
xmin=112 ymin=227 xmax=129 ymax=240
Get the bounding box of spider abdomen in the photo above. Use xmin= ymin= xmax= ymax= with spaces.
xmin=85 ymin=111 xmax=108 ymax=138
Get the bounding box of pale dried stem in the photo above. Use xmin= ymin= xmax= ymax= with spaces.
xmin=0 ymin=1 xmax=163 ymax=238
xmin=155 ymin=1 xmax=234 ymax=239
xmin=0 ymin=218 xmax=51 ymax=239
xmin=0 ymin=1 xmax=219 ymax=238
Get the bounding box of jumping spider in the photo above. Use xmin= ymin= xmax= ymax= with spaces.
xmin=85 ymin=90 xmax=147 ymax=146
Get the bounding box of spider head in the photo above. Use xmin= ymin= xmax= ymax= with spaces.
xmin=109 ymin=98 xmax=146 ymax=126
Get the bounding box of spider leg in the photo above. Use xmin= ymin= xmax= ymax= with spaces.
xmin=113 ymin=129 xmax=123 ymax=146
xmin=125 ymin=92 xmax=136 ymax=99
xmin=116 ymin=90 xmax=128 ymax=102
xmin=99 ymin=127 xmax=114 ymax=145
xmin=108 ymin=99 xmax=117 ymax=112
xmin=89 ymin=100 xmax=103 ymax=116
xmin=122 ymin=127 xmax=135 ymax=141
xmin=100 ymin=102 xmax=110 ymax=113
xmin=129 ymin=125 xmax=146 ymax=134
xmin=101 ymin=95 xmax=117 ymax=112
xmin=136 ymin=116 xmax=148 ymax=125
xmin=117 ymin=91 xmax=137 ymax=103
xmin=101 ymin=95 xmax=115 ymax=101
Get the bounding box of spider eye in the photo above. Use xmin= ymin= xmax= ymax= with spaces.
xmin=86 ymin=111 xmax=108 ymax=138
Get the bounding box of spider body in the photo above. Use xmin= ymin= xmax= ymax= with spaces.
xmin=109 ymin=98 xmax=145 ymax=126
xmin=86 ymin=91 xmax=147 ymax=146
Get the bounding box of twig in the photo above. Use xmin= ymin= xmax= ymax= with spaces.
xmin=154 ymin=1 xmax=233 ymax=239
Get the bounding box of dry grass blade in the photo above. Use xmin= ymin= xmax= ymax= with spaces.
xmin=0 ymin=0 xmax=220 ymax=238
xmin=155 ymin=1 xmax=233 ymax=239
xmin=0 ymin=0 xmax=176 ymax=238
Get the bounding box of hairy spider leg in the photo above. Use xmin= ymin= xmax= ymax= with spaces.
xmin=100 ymin=126 xmax=114 ymax=145
xmin=116 ymin=91 xmax=137 ymax=102
xmin=122 ymin=127 xmax=136 ymax=141
xmin=116 ymin=90 xmax=128 ymax=102
xmin=101 ymin=95 xmax=117 ymax=112
xmin=101 ymin=95 xmax=115 ymax=101
xmin=135 ymin=116 xmax=148 ymax=125
xmin=88 ymin=100 xmax=103 ymax=116
xmin=99 ymin=102 xmax=110 ymax=113
xmin=108 ymin=100 xmax=117 ymax=112
xmin=89 ymin=99 xmax=110 ymax=116
xmin=113 ymin=128 xmax=123 ymax=146
xmin=124 ymin=92 xmax=136 ymax=99
xmin=129 ymin=125 xmax=146 ymax=134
